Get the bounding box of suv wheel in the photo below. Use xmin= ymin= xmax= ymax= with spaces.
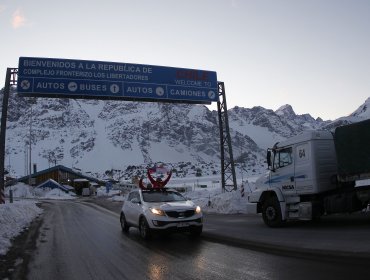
xmin=139 ymin=217 xmax=152 ymax=240
xmin=120 ymin=213 xmax=130 ymax=233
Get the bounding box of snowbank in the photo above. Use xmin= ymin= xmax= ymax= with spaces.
xmin=107 ymin=195 xmax=125 ymax=202
xmin=171 ymin=178 xmax=257 ymax=214
xmin=185 ymin=187 xmax=250 ymax=214
xmin=0 ymin=201 xmax=43 ymax=255
xmin=5 ymin=183 xmax=34 ymax=198
xmin=5 ymin=182 xmax=76 ymax=200
xmin=43 ymin=188 xmax=76 ymax=200
xmin=96 ymin=187 xmax=121 ymax=197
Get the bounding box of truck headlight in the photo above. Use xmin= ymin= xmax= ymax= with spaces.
xmin=195 ymin=206 xmax=202 ymax=214
xmin=150 ymin=208 xmax=165 ymax=216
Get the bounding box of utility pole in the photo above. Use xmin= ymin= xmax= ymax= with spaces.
xmin=217 ymin=82 xmax=237 ymax=192
xmin=0 ymin=68 xmax=17 ymax=204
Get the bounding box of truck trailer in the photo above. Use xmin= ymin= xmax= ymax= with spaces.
xmin=247 ymin=119 xmax=370 ymax=227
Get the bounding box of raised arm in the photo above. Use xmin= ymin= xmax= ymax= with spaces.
xmin=139 ymin=178 xmax=146 ymax=190
xmin=147 ymin=169 xmax=157 ymax=185
xmin=161 ymin=170 xmax=172 ymax=186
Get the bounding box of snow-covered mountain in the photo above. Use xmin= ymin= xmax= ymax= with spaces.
xmin=1 ymin=88 xmax=369 ymax=179
xmin=228 ymin=104 xmax=328 ymax=151
xmin=321 ymin=97 xmax=370 ymax=130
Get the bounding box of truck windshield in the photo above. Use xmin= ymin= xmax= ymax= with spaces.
xmin=274 ymin=147 xmax=293 ymax=169
xmin=142 ymin=190 xmax=186 ymax=202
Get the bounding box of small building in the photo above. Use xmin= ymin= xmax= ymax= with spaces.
xmin=16 ymin=165 xmax=104 ymax=195
xmin=74 ymin=178 xmax=90 ymax=196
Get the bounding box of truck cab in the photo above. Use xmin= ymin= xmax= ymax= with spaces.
xmin=248 ymin=120 xmax=370 ymax=227
xmin=247 ymin=130 xmax=338 ymax=227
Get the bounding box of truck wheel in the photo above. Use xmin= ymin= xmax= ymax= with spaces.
xmin=139 ymin=217 xmax=152 ymax=240
xmin=262 ymin=197 xmax=284 ymax=227
xmin=120 ymin=213 xmax=130 ymax=233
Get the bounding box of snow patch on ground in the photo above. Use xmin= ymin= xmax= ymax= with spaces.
xmin=0 ymin=200 xmax=43 ymax=255
xmin=43 ymin=188 xmax=76 ymax=200
xmin=5 ymin=183 xmax=76 ymax=200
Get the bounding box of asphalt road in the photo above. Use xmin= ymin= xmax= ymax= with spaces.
xmin=88 ymin=196 xmax=370 ymax=259
xmin=203 ymin=212 xmax=370 ymax=259
xmin=5 ymin=199 xmax=368 ymax=280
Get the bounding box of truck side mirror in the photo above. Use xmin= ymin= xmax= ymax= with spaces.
xmin=267 ymin=150 xmax=272 ymax=167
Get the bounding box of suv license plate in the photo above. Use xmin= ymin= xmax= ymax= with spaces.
xmin=177 ymin=222 xmax=189 ymax=228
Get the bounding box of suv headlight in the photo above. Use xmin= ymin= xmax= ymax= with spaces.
xmin=150 ymin=207 xmax=165 ymax=216
xmin=195 ymin=206 xmax=202 ymax=214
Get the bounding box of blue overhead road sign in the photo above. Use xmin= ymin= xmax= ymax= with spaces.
xmin=17 ymin=57 xmax=218 ymax=104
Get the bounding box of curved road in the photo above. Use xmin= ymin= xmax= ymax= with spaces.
xmin=21 ymin=200 xmax=369 ymax=280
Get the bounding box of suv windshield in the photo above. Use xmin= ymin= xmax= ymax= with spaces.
xmin=142 ymin=190 xmax=186 ymax=202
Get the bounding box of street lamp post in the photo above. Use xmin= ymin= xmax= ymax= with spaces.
xmin=28 ymin=101 xmax=33 ymax=186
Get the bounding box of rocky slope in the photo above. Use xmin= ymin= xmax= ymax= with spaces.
xmin=1 ymin=88 xmax=369 ymax=180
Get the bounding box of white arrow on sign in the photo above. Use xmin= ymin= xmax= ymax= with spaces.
xmin=110 ymin=84 xmax=120 ymax=94
xmin=68 ymin=82 xmax=78 ymax=92
xmin=156 ymin=86 xmax=164 ymax=96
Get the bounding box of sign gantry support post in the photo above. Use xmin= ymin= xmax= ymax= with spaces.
xmin=0 ymin=68 xmax=18 ymax=204
xmin=217 ymin=82 xmax=237 ymax=192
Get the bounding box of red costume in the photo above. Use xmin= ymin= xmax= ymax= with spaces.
xmin=139 ymin=169 xmax=172 ymax=190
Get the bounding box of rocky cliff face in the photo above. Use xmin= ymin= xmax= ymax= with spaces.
xmin=1 ymin=88 xmax=369 ymax=179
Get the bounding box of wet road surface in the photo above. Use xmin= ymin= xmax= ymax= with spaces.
xmin=22 ymin=200 xmax=370 ymax=280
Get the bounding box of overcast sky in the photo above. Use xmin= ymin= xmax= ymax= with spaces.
xmin=1 ymin=0 xmax=369 ymax=120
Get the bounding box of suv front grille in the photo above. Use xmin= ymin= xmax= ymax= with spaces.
xmin=155 ymin=218 xmax=202 ymax=227
xmin=165 ymin=210 xmax=195 ymax=218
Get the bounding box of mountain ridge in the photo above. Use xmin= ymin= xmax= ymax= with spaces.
xmin=1 ymin=88 xmax=369 ymax=180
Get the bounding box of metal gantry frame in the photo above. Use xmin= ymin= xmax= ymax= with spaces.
xmin=0 ymin=68 xmax=18 ymax=203
xmin=217 ymin=82 xmax=237 ymax=192
xmin=0 ymin=71 xmax=238 ymax=204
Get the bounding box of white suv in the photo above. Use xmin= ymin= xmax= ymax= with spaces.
xmin=120 ymin=188 xmax=203 ymax=239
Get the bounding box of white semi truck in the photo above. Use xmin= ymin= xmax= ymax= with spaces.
xmin=247 ymin=119 xmax=370 ymax=227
